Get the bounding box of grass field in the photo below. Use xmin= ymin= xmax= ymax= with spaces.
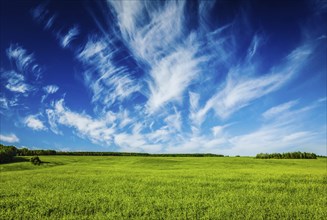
xmin=0 ymin=156 xmax=326 ymax=219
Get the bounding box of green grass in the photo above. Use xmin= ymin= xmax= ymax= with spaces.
xmin=1 ymin=156 xmax=326 ymax=219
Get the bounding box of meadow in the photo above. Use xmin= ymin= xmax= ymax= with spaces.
xmin=0 ymin=156 xmax=326 ymax=219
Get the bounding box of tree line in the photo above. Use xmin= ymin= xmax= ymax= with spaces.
xmin=1 ymin=144 xmax=321 ymax=164
xmin=1 ymin=144 xmax=224 ymax=163
xmin=55 ymin=151 xmax=224 ymax=157
xmin=0 ymin=144 xmax=56 ymax=163
xmin=255 ymin=152 xmax=317 ymax=159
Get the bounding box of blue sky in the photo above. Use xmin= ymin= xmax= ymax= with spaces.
xmin=0 ymin=0 xmax=326 ymax=155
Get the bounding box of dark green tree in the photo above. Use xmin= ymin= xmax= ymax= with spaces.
xmin=30 ymin=156 xmax=42 ymax=165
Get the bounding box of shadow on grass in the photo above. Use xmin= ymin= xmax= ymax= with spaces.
xmin=1 ymin=157 xmax=30 ymax=164
xmin=1 ymin=157 xmax=51 ymax=165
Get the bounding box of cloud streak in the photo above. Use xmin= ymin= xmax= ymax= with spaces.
xmin=147 ymin=43 xmax=203 ymax=113
xmin=262 ymin=100 xmax=299 ymax=119
xmin=47 ymin=99 xmax=116 ymax=145
xmin=42 ymin=85 xmax=59 ymax=102
xmin=108 ymin=1 xmax=207 ymax=113
xmin=6 ymin=44 xmax=42 ymax=80
xmin=60 ymin=26 xmax=80 ymax=48
xmin=2 ymin=71 xmax=31 ymax=93
xmin=78 ymin=36 xmax=140 ymax=111
xmin=0 ymin=134 xmax=19 ymax=143
xmin=193 ymin=43 xmax=313 ymax=121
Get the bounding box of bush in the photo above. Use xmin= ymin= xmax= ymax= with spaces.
xmin=30 ymin=156 xmax=42 ymax=165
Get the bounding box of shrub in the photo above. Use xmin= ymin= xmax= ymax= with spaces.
xmin=30 ymin=156 xmax=42 ymax=165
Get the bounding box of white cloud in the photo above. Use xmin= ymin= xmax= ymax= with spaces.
xmin=78 ymin=36 xmax=140 ymax=110
xmin=0 ymin=134 xmax=19 ymax=143
xmin=6 ymin=44 xmax=42 ymax=79
xmin=165 ymin=134 xmax=227 ymax=154
xmin=109 ymin=0 xmax=186 ymax=62
xmin=42 ymin=85 xmax=59 ymax=102
xmin=228 ymin=127 xmax=318 ymax=156
xmin=117 ymin=110 xmax=133 ymax=129
xmin=146 ymin=42 xmax=203 ymax=113
xmin=262 ymin=100 xmax=298 ymax=119
xmin=46 ymin=99 xmax=169 ymax=152
xmin=212 ymin=126 xmax=225 ymax=137
xmin=78 ymin=37 xmax=108 ymax=61
xmin=47 ymin=99 xmax=116 ymax=145
xmin=44 ymin=85 xmax=59 ymax=94
xmin=108 ymin=1 xmax=207 ymax=113
xmin=108 ymin=0 xmax=145 ymax=38
xmin=24 ymin=115 xmax=47 ymax=131
xmin=246 ymin=35 xmax=262 ymax=61
xmin=6 ymin=45 xmax=34 ymax=72
xmin=208 ymin=73 xmax=288 ymax=119
xmin=166 ymin=100 xmax=323 ymax=156
xmin=114 ymin=132 xmax=147 ymax=150
xmin=60 ymin=26 xmax=79 ymax=48
xmin=0 ymin=97 xmax=9 ymax=109
xmin=146 ymin=127 xmax=171 ymax=144
xmin=224 ymin=102 xmax=323 ymax=155
xmin=196 ymin=44 xmax=313 ymax=121
xmin=198 ymin=0 xmax=216 ymax=29
xmin=164 ymin=110 xmax=182 ymax=132
xmin=282 ymin=131 xmax=313 ymax=142
xmin=2 ymin=71 xmax=31 ymax=93
xmin=0 ymin=96 xmax=19 ymax=113
xmin=46 ymin=109 xmax=62 ymax=135
xmin=189 ymin=91 xmax=210 ymax=128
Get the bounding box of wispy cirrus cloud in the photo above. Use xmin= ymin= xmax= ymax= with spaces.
xmin=164 ymin=109 xmax=182 ymax=132
xmin=109 ymin=0 xmax=186 ymax=62
xmin=78 ymin=36 xmax=140 ymax=111
xmin=262 ymin=100 xmax=299 ymax=119
xmin=0 ymin=96 xmax=9 ymax=110
xmin=60 ymin=26 xmax=80 ymax=48
xmin=0 ymin=134 xmax=19 ymax=143
xmin=6 ymin=44 xmax=42 ymax=79
xmin=0 ymin=96 xmax=18 ymax=112
xmin=228 ymin=99 xmax=325 ymax=155
xmin=147 ymin=43 xmax=203 ymax=113
xmin=24 ymin=115 xmax=47 ymax=131
xmin=166 ymin=99 xmax=325 ymax=155
xmin=47 ymin=99 xmax=116 ymax=145
xmin=1 ymin=44 xmax=44 ymax=100
xmin=2 ymin=71 xmax=31 ymax=93
xmin=108 ymin=1 xmax=206 ymax=113
xmin=43 ymin=85 xmax=59 ymax=94
xmin=45 ymin=98 xmax=170 ymax=152
xmin=193 ymin=43 xmax=313 ymax=121
xmin=31 ymin=3 xmax=56 ymax=30
xmin=30 ymin=4 xmax=141 ymax=111
xmin=41 ymin=85 xmax=59 ymax=102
